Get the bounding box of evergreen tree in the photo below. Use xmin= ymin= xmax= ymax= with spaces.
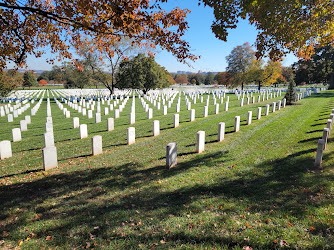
xmin=285 ymin=80 xmax=298 ymax=105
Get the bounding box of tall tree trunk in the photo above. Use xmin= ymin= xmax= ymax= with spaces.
xmin=241 ymin=82 xmax=244 ymax=90
xmin=258 ymin=81 xmax=261 ymax=91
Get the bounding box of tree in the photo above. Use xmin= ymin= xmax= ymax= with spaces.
xmin=168 ymin=74 xmax=176 ymax=85
xmin=115 ymin=54 xmax=170 ymax=94
xmin=226 ymin=42 xmax=255 ymax=90
xmin=39 ymin=79 xmax=48 ymax=86
xmin=285 ymin=81 xmax=298 ymax=105
xmin=37 ymin=71 xmax=51 ymax=82
xmin=281 ymin=66 xmax=295 ymax=84
xmin=247 ymin=59 xmax=282 ymax=90
xmin=188 ymin=74 xmax=204 ymax=85
xmin=0 ymin=0 xmax=198 ymax=71
xmin=201 ymin=0 xmax=333 ymax=60
xmin=214 ymin=72 xmax=233 ymax=86
xmin=77 ymin=37 xmax=152 ymax=95
xmin=204 ymin=72 xmax=215 ymax=85
xmin=23 ymin=71 xmax=37 ymax=89
xmin=0 ymin=70 xmax=20 ymax=99
xmin=174 ymin=74 xmax=188 ymax=84
xmin=293 ymin=43 xmax=334 ymax=87
xmin=46 ymin=62 xmax=91 ymax=88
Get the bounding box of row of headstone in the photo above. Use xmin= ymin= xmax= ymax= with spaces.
xmin=315 ymin=109 xmax=334 ymax=169
xmin=166 ymin=98 xmax=290 ymax=168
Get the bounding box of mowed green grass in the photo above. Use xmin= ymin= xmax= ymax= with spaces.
xmin=0 ymin=90 xmax=333 ymax=249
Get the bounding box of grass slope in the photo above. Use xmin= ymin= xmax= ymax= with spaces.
xmin=0 ymin=90 xmax=333 ymax=249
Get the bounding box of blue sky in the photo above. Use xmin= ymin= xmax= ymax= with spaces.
xmin=18 ymin=0 xmax=298 ymax=73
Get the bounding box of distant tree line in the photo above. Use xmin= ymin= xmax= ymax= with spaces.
xmin=1 ymin=41 xmax=332 ymax=98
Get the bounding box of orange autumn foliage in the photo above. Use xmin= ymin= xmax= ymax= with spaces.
xmin=39 ymin=79 xmax=48 ymax=86
xmin=0 ymin=0 xmax=198 ymax=70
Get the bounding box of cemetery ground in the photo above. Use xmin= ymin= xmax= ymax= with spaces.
xmin=0 ymin=90 xmax=333 ymax=249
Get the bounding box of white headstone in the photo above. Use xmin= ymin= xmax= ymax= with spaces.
xmin=218 ymin=122 xmax=225 ymax=142
xmin=95 ymin=113 xmax=101 ymax=123
xmin=42 ymin=146 xmax=58 ymax=170
xmin=127 ymin=127 xmax=135 ymax=145
xmin=73 ymin=117 xmax=80 ymax=128
xmin=314 ymin=139 xmax=324 ymax=169
xmin=272 ymin=102 xmax=276 ymax=112
xmin=79 ymin=124 xmax=88 ymax=139
xmin=215 ymin=104 xmax=219 ymax=114
xmin=130 ymin=112 xmax=135 ymax=124
xmin=25 ymin=115 xmax=31 ymax=124
xmin=322 ymin=128 xmax=329 ymax=150
xmin=148 ymin=108 xmax=153 ymax=119
xmin=163 ymin=105 xmax=167 ymax=115
xmin=0 ymin=140 xmax=12 ymax=159
xmin=234 ymin=116 xmax=240 ymax=132
xmin=92 ymin=135 xmax=103 ymax=156
xmin=257 ymin=107 xmax=262 ymax=120
xmin=46 ymin=117 xmax=53 ymax=124
xmin=20 ymin=120 xmax=28 ymax=131
xmin=88 ymin=110 xmax=93 ymax=119
xmin=8 ymin=114 xmax=13 ymax=122
xmin=203 ymin=106 xmax=208 ymax=117
xmin=196 ymin=131 xmax=205 ymax=153
xmin=166 ymin=142 xmax=177 ymax=168
xmin=115 ymin=109 xmax=120 ymax=118
xmin=44 ymin=132 xmax=54 ymax=147
xmin=224 ymin=102 xmax=229 ymax=111
xmin=174 ymin=114 xmax=179 ymax=128
xmin=153 ymin=120 xmax=160 ymax=136
xmin=240 ymin=98 xmax=244 ymax=107
xmin=104 ymin=107 xmax=109 ymax=115
xmin=190 ymin=109 xmax=195 ymax=122
xmin=265 ymin=104 xmax=270 ymax=116
xmin=65 ymin=110 xmax=70 ymax=118
xmin=247 ymin=111 xmax=252 ymax=125
xmin=176 ymin=104 xmax=180 ymax=113
xmin=107 ymin=118 xmax=114 ymax=131
xmin=283 ymin=98 xmax=286 ymax=108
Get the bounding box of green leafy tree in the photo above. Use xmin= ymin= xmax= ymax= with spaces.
xmin=23 ymin=71 xmax=37 ymax=89
xmin=116 ymin=54 xmax=170 ymax=94
xmin=37 ymin=71 xmax=51 ymax=82
xmin=188 ymin=74 xmax=204 ymax=85
xmin=0 ymin=70 xmax=21 ymax=99
xmin=204 ymin=72 xmax=215 ymax=85
xmin=226 ymin=42 xmax=255 ymax=90
xmin=293 ymin=43 xmax=334 ymax=87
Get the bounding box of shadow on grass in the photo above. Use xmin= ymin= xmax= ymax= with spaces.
xmin=0 ymin=168 xmax=44 ymax=179
xmin=0 ymin=147 xmax=332 ymax=248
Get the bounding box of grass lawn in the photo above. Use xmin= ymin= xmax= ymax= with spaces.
xmin=0 ymin=89 xmax=333 ymax=249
